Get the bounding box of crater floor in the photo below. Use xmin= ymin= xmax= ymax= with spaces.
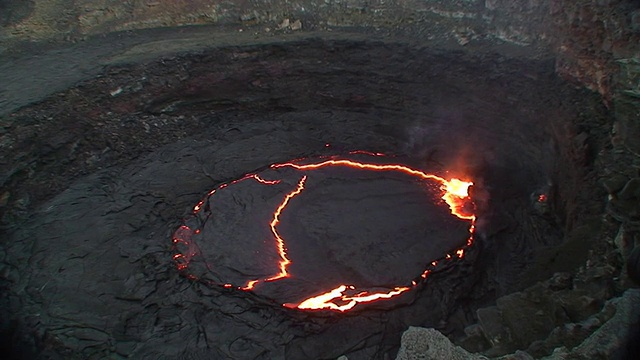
xmin=0 ymin=34 xmax=608 ymax=359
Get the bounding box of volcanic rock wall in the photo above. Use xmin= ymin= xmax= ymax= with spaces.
xmin=6 ymin=0 xmax=637 ymax=157
xmin=2 ymin=1 xmax=638 ymax=122
xmin=551 ymin=1 xmax=640 ymax=155
xmin=1 ymin=1 xmax=551 ymax=46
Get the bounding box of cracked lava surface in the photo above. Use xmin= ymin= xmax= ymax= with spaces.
xmin=172 ymin=152 xmax=476 ymax=312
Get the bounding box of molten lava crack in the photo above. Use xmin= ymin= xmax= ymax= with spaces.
xmin=265 ymin=175 xmax=307 ymax=282
xmin=172 ymin=153 xmax=476 ymax=312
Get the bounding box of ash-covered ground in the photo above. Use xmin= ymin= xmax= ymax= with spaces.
xmin=0 ymin=33 xmax=610 ymax=359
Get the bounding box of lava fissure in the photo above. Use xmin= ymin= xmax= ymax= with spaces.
xmin=287 ymin=285 xmax=412 ymax=312
xmin=272 ymin=159 xmax=475 ymax=221
xmin=172 ymin=154 xmax=476 ymax=312
xmin=266 ymin=175 xmax=307 ymax=282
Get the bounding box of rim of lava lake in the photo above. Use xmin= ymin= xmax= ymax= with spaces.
xmin=172 ymin=151 xmax=476 ymax=312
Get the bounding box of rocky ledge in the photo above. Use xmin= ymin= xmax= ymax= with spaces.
xmin=395 ymin=287 xmax=640 ymax=360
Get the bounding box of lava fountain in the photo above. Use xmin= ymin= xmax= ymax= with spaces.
xmin=172 ymin=152 xmax=476 ymax=312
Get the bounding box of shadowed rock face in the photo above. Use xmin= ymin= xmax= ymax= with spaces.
xmin=628 ymin=246 xmax=640 ymax=284
xmin=0 ymin=37 xmax=611 ymax=359
xmin=0 ymin=0 xmax=33 ymax=27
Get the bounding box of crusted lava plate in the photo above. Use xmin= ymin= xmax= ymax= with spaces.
xmin=172 ymin=152 xmax=476 ymax=312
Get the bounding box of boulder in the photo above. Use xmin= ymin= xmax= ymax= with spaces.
xmin=395 ymin=327 xmax=485 ymax=360
xmin=543 ymin=289 xmax=640 ymax=360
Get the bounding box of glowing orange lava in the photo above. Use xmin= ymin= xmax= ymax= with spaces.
xmin=252 ymin=174 xmax=282 ymax=185
xmin=285 ymin=285 xmax=411 ymax=312
xmin=238 ymin=176 xmax=307 ymax=290
xmin=266 ymin=176 xmax=307 ymax=281
xmin=272 ymin=160 xmax=474 ymax=222
xmin=172 ymin=154 xmax=477 ymax=312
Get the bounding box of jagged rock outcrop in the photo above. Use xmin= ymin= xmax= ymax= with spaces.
xmin=396 ymin=327 xmax=485 ymax=360
xmin=396 ymin=289 xmax=640 ymax=360
xmin=542 ymin=289 xmax=640 ymax=359
xmin=456 ymin=268 xmax=619 ymax=358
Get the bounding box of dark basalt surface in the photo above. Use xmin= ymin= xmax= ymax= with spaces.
xmin=0 ymin=36 xmax=609 ymax=359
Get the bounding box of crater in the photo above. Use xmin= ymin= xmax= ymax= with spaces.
xmin=0 ymin=35 xmax=609 ymax=359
